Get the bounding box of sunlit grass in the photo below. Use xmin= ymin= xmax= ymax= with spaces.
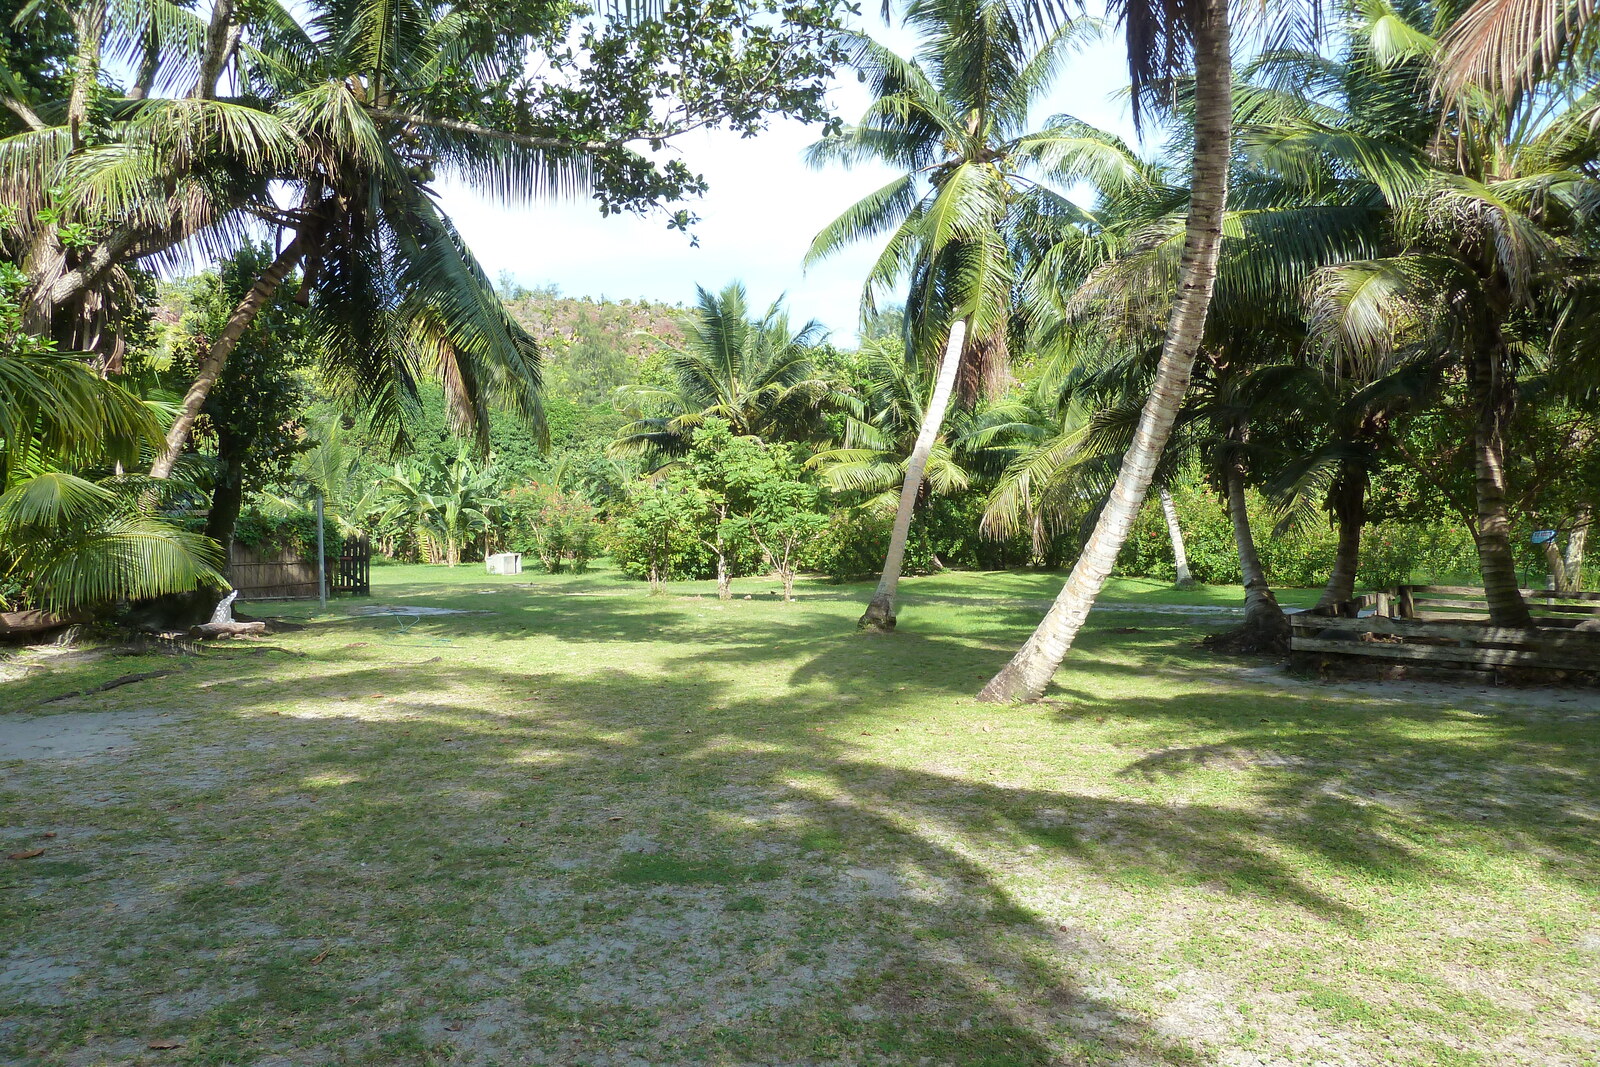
xmin=0 ymin=564 xmax=1592 ymax=1065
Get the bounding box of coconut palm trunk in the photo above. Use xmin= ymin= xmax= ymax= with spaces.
xmin=1314 ymin=466 xmax=1367 ymax=611
xmin=1159 ymin=487 xmax=1195 ymax=588
xmin=859 ymin=318 xmax=969 ymax=631
xmin=1469 ymin=330 xmax=1532 ymax=626
xmin=1225 ymin=454 xmax=1290 ymax=646
xmin=149 ymin=234 xmax=305 ymax=479
xmin=976 ymin=0 xmax=1232 ymax=702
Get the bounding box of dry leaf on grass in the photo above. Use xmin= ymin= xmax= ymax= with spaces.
xmin=308 ymin=949 xmax=330 ymax=965
xmin=8 ymin=849 xmax=45 ymax=860
xmin=147 ymin=1038 xmax=184 ymax=1050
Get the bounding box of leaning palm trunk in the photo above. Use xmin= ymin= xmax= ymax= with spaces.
xmin=1314 ymin=467 xmax=1367 ymax=611
xmin=977 ymin=0 xmax=1232 ymax=702
xmin=1469 ymin=331 xmax=1531 ymax=626
xmin=1224 ymin=456 xmax=1290 ymax=648
xmin=149 ymin=235 xmax=305 ymax=479
xmin=1159 ymin=487 xmax=1195 ymax=588
xmin=858 ymin=318 xmax=969 ymax=631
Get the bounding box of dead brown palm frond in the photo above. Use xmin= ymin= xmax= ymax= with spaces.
xmin=1437 ymin=0 xmax=1594 ymax=100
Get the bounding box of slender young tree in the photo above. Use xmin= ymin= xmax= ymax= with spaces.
xmin=806 ymin=0 xmax=1106 ymax=630
xmin=1157 ymin=487 xmax=1196 ymax=587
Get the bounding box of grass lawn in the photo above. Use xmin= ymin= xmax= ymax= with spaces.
xmin=1 ymin=564 xmax=1595 ymax=1066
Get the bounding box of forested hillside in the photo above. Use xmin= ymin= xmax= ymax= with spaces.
xmin=497 ymin=281 xmax=695 ymax=407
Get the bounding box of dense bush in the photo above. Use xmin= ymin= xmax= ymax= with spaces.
xmin=1112 ymin=482 xmax=1489 ymax=589
xmin=191 ymin=509 xmax=326 ymax=558
xmin=606 ymin=482 xmax=715 ymax=586
xmin=503 ymin=484 xmax=600 ymax=573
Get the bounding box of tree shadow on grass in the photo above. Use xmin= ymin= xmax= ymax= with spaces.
xmin=6 ymin=584 xmax=1598 ymax=1064
xmin=4 ymin=660 xmax=1221 ymax=1066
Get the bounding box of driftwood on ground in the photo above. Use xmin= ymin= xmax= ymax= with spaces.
xmin=41 ymin=670 xmax=179 ymax=704
xmin=189 ymin=621 xmax=269 ymax=639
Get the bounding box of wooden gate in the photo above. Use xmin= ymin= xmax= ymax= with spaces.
xmin=332 ymin=535 xmax=371 ymax=596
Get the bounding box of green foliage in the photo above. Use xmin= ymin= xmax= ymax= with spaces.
xmin=613 ymin=283 xmax=839 ymax=460
xmin=0 ymin=260 xmax=220 ymax=615
xmin=607 ymin=480 xmax=709 ymax=587
xmin=1112 ymin=480 xmax=1485 ymax=589
xmin=607 ymin=420 xmax=828 ymax=587
xmin=503 ymin=483 xmax=600 ymax=573
xmin=229 ymin=511 xmax=323 ymax=558
xmin=0 ymin=472 xmax=225 ymax=614
xmin=376 ymin=451 xmax=501 ymax=566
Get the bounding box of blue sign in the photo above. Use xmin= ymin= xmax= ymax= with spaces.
xmin=1530 ymin=530 xmax=1558 ymax=544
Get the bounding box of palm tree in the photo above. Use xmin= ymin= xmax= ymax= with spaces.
xmin=806 ymin=0 xmax=1107 ymax=630
xmin=0 ymin=470 xmax=225 ymax=614
xmin=1252 ymin=0 xmax=1600 ymax=626
xmin=262 ymin=419 xmax=384 ymax=538
xmin=610 ymin=283 xmax=834 ymax=459
xmin=978 ymin=0 xmax=1235 ymax=701
xmin=1437 ymin=0 xmax=1597 ymax=99
xmin=5 ymin=0 xmax=300 ymax=352
xmin=146 ymin=0 xmax=583 ymax=478
xmin=0 ymin=264 xmax=225 ymax=615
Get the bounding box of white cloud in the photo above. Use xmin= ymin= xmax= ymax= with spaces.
xmin=439 ymin=12 xmax=1144 ymax=344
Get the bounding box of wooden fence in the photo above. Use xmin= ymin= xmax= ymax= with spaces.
xmin=230 ymin=535 xmax=370 ymax=600
xmin=1290 ymin=585 xmax=1600 ymax=676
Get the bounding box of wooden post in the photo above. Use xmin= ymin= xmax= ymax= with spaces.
xmin=316 ymin=494 xmax=327 ymax=611
xmin=1399 ymin=586 xmax=1416 ymax=620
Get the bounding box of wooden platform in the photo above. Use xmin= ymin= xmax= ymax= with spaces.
xmin=1289 ymin=586 xmax=1600 ymax=679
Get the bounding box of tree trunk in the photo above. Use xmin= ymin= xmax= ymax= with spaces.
xmin=1469 ymin=331 xmax=1532 ymax=626
xmin=859 ymin=317 xmax=969 ymax=631
xmin=1224 ymin=457 xmax=1290 ymax=649
xmin=67 ymin=1 xmax=106 ymax=152
xmin=1543 ymin=538 xmax=1567 ymax=591
xmin=1562 ymin=505 xmax=1590 ymax=592
xmin=203 ymin=458 xmax=247 ymax=576
xmin=1314 ymin=466 xmax=1367 ymax=612
xmin=194 ymin=0 xmax=236 ymax=100
xmin=1158 ymin=487 xmax=1195 ymax=588
xmin=149 ymin=235 xmax=304 ymax=479
xmin=715 ymin=552 xmax=731 ymax=600
xmin=977 ymin=0 xmax=1232 ymax=702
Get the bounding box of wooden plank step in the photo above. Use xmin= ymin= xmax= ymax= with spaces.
xmin=1291 ymin=637 xmax=1600 ymax=672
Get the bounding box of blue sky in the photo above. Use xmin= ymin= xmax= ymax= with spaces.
xmin=439 ymin=7 xmax=1148 ymax=343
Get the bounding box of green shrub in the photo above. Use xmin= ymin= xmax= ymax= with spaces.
xmin=503 ymin=484 xmax=601 ymax=573
xmin=1111 ymin=482 xmax=1486 ymax=590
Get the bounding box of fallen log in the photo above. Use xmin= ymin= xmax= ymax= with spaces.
xmin=188 ymin=621 xmax=268 ymax=639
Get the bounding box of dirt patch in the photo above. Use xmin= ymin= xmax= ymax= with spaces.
xmin=0 ymin=708 xmax=176 ymax=761
xmin=0 ymin=954 xmax=82 ymax=1007
xmin=1233 ymin=663 xmax=1600 ymax=717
